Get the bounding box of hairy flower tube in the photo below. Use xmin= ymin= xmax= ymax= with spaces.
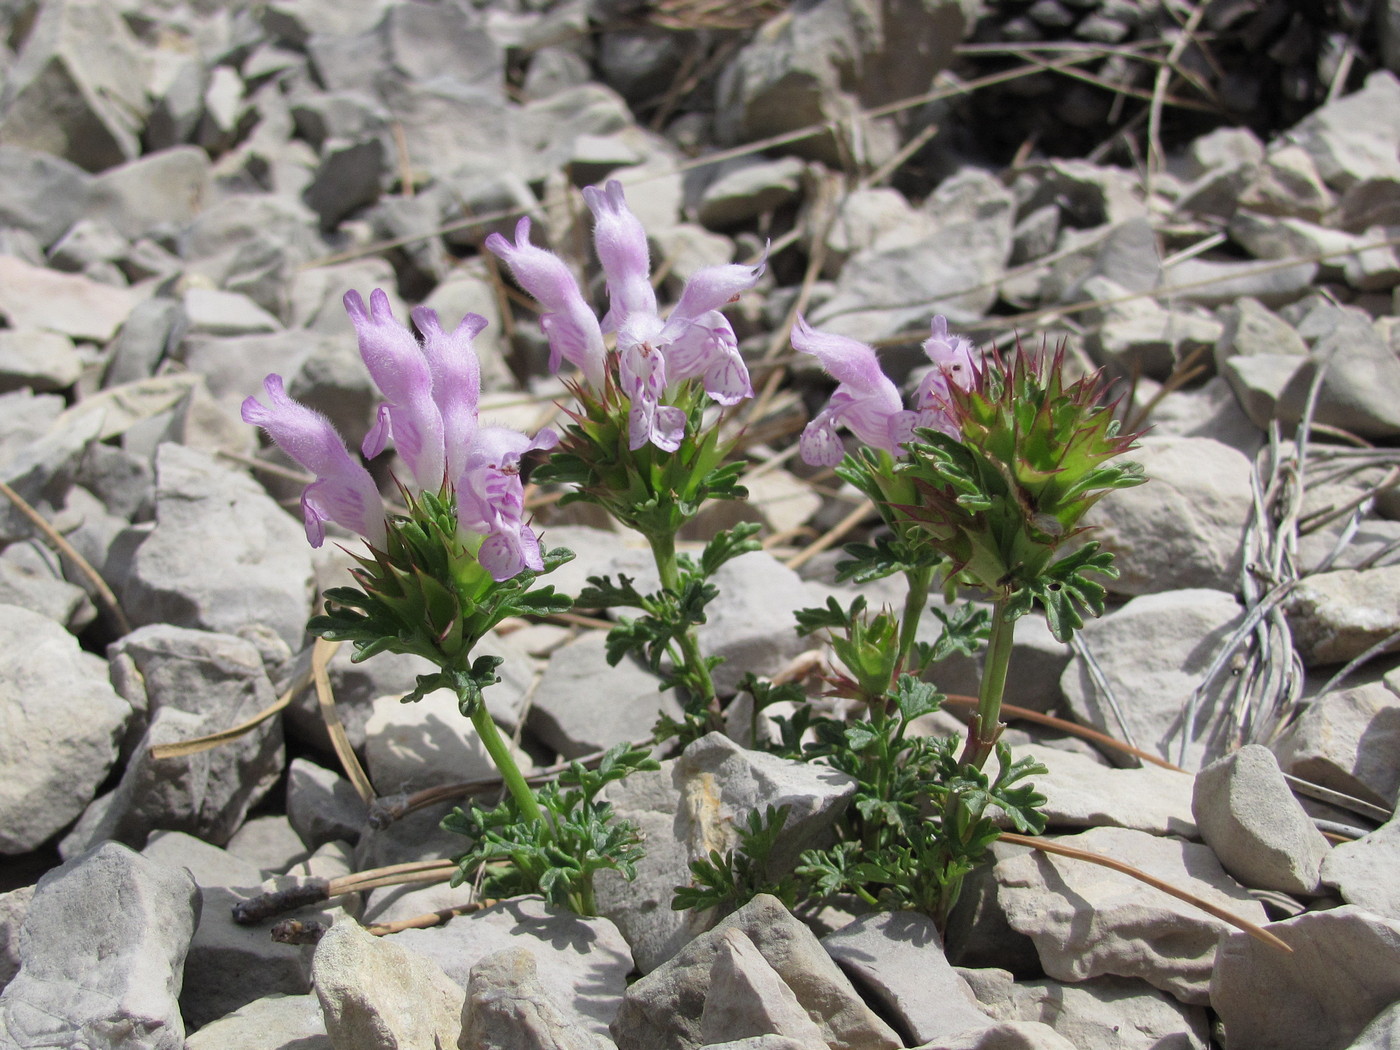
xmin=485 ymin=180 xmax=765 ymax=452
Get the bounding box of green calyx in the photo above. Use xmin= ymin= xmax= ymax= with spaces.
xmin=531 ymin=376 xmax=747 ymax=544
xmin=308 ymin=486 xmax=575 ymax=678
xmin=858 ymin=343 xmax=1146 ymax=641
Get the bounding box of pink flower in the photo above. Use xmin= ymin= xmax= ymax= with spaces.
xmin=910 ymin=316 xmax=978 ymax=439
xmin=345 ymin=289 xmax=448 ymax=492
xmin=792 ymin=317 xmax=907 ymax=466
xmin=457 ymin=427 xmax=560 ymax=580
xmin=487 ymin=181 xmax=764 ymax=451
xmin=483 ymin=218 xmax=608 ymax=390
xmin=241 ymin=374 xmax=387 ymax=548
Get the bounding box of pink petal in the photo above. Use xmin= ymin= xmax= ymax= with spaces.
xmin=583 ymin=180 xmax=656 ymax=327
xmin=484 ymin=218 xmax=607 ymax=389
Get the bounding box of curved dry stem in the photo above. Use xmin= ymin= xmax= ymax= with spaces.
xmin=0 ymin=478 xmax=132 ymax=635
xmin=312 ymin=637 xmax=377 ymax=806
xmin=998 ymin=831 xmax=1292 ymax=953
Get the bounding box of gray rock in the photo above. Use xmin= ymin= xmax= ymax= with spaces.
xmin=713 ymin=0 xmax=965 ymax=167
xmin=1272 ymin=678 xmax=1400 ymax=810
xmin=0 ymin=885 xmax=33 ymax=991
xmin=184 ymin=993 xmax=331 ymax=1050
xmin=700 ymin=927 xmax=831 ymax=1046
xmin=0 ymin=604 xmax=129 ymax=854
xmin=1082 ymin=279 xmax=1223 ymax=380
xmin=282 ymin=633 xmax=437 ymax=752
xmin=0 ymin=145 xmax=93 ymax=246
xmin=1132 ymin=376 xmax=1264 ymax=459
xmin=0 ymin=0 xmax=151 ymax=171
xmin=809 ymin=168 xmax=1014 ymax=339
xmin=914 ymin=1020 xmax=1080 ymax=1049
xmin=0 ymin=548 xmax=93 ymax=633
xmin=528 ymin=630 xmax=682 ymax=759
xmin=694 ymin=156 xmax=806 ymax=230
xmin=698 ymin=549 xmax=831 ymax=694
xmin=823 ymin=910 xmax=992 ymax=1045
xmin=524 ymin=45 xmax=596 ymax=101
xmin=967 ymin=969 xmax=1209 ymax=1050
xmin=312 ymin=916 xmax=465 ymax=1050
xmin=142 ymin=831 xmax=327 ymax=1029
xmin=47 ymin=217 xmax=129 ymax=277
xmin=178 ymin=193 xmax=326 ymax=316
xmin=1215 ymin=296 xmax=1309 ymax=367
xmin=1024 ymin=161 xmax=1150 ymax=228
xmin=1286 ymin=565 xmax=1400 ymax=666
xmin=392 ymin=895 xmax=631 ymax=1039
xmin=1288 ymin=71 xmax=1400 ymax=192
xmin=996 ymin=827 xmax=1268 ymax=1005
xmin=594 ymin=758 xmax=706 ymax=974
xmin=0 ymin=253 xmax=144 ymax=342
xmin=145 ymin=55 xmax=210 ymax=153
xmin=1159 ymin=256 xmax=1318 ymax=308
xmin=822 ymin=186 xmax=937 ymax=276
xmin=85 ymin=146 xmax=212 ymax=241
xmin=1348 ymin=999 xmax=1400 ymax=1050
xmin=1277 ymin=315 xmax=1400 ymax=439
xmin=287 ymin=758 xmax=369 ymax=850
xmin=1060 ymin=589 xmax=1245 ymax=770
xmin=611 ymin=893 xmax=902 ymax=1050
xmin=362 ymin=687 xmax=535 ymax=794
xmin=1018 ymin=744 xmax=1196 ymax=836
xmin=303 ymin=137 xmax=386 ymax=230
xmin=1192 ymin=745 xmax=1331 ymax=894
xmin=1221 ymin=352 xmax=1308 ymax=430
xmin=62 ymin=625 xmax=283 ymax=855
xmin=119 ymin=442 xmax=314 ymax=650
xmin=1322 ymin=813 xmax=1400 ymax=920
xmin=105 ymin=297 xmax=186 ymax=387
xmin=0 ymin=842 xmax=198 ymax=1049
xmin=1237 ymin=144 xmax=1336 ymax=220
xmin=515 ymin=83 xmax=632 ymax=182
xmin=461 ymin=946 xmax=613 ymax=1050
xmin=1213 ymin=906 xmax=1400 ymax=1050
xmin=0 ymin=389 xmax=64 ymax=465
xmin=227 ymin=815 xmax=312 ymax=876
xmin=183 ymin=286 xmax=284 ymax=337
xmin=677 ymin=732 xmax=856 ymax=881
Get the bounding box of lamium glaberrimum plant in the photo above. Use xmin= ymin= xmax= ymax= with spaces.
xmin=676 ymin=315 xmax=1146 ymax=929
xmin=242 ymin=289 xmax=655 ymax=917
xmin=486 ymin=181 xmax=768 ymax=745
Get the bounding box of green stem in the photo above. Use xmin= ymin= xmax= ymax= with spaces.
xmin=467 ymin=701 xmax=544 ymax=825
xmin=959 ymin=596 xmax=1016 ymax=770
xmin=646 ymin=530 xmax=718 ymax=709
xmin=898 ymin=565 xmax=933 ymax=673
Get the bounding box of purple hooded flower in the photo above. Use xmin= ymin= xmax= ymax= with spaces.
xmin=241 ymin=374 xmax=387 ymax=548
xmin=483 ymin=218 xmax=608 ymax=390
xmin=792 ymin=316 xmax=907 ymax=466
xmin=457 ymin=427 xmax=560 ymax=580
xmin=345 ymin=289 xmax=448 ymax=492
xmin=910 ymin=316 xmax=977 ymax=438
xmin=412 ymin=305 xmax=484 ymax=485
xmin=488 ymin=181 xmax=764 ymax=451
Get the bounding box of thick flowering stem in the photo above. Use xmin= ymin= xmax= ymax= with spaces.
xmin=465 ymin=696 xmax=544 ymax=826
xmin=646 ymin=530 xmax=720 ymax=724
xmin=960 ymin=597 xmax=1016 ymax=770
xmin=898 ymin=565 xmax=933 ymax=674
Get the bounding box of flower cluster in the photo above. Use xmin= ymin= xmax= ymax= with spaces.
xmin=241 ymin=289 xmax=555 ymax=580
xmin=795 ymin=315 xmax=977 ymax=466
xmin=485 ymin=180 xmax=766 ymax=451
